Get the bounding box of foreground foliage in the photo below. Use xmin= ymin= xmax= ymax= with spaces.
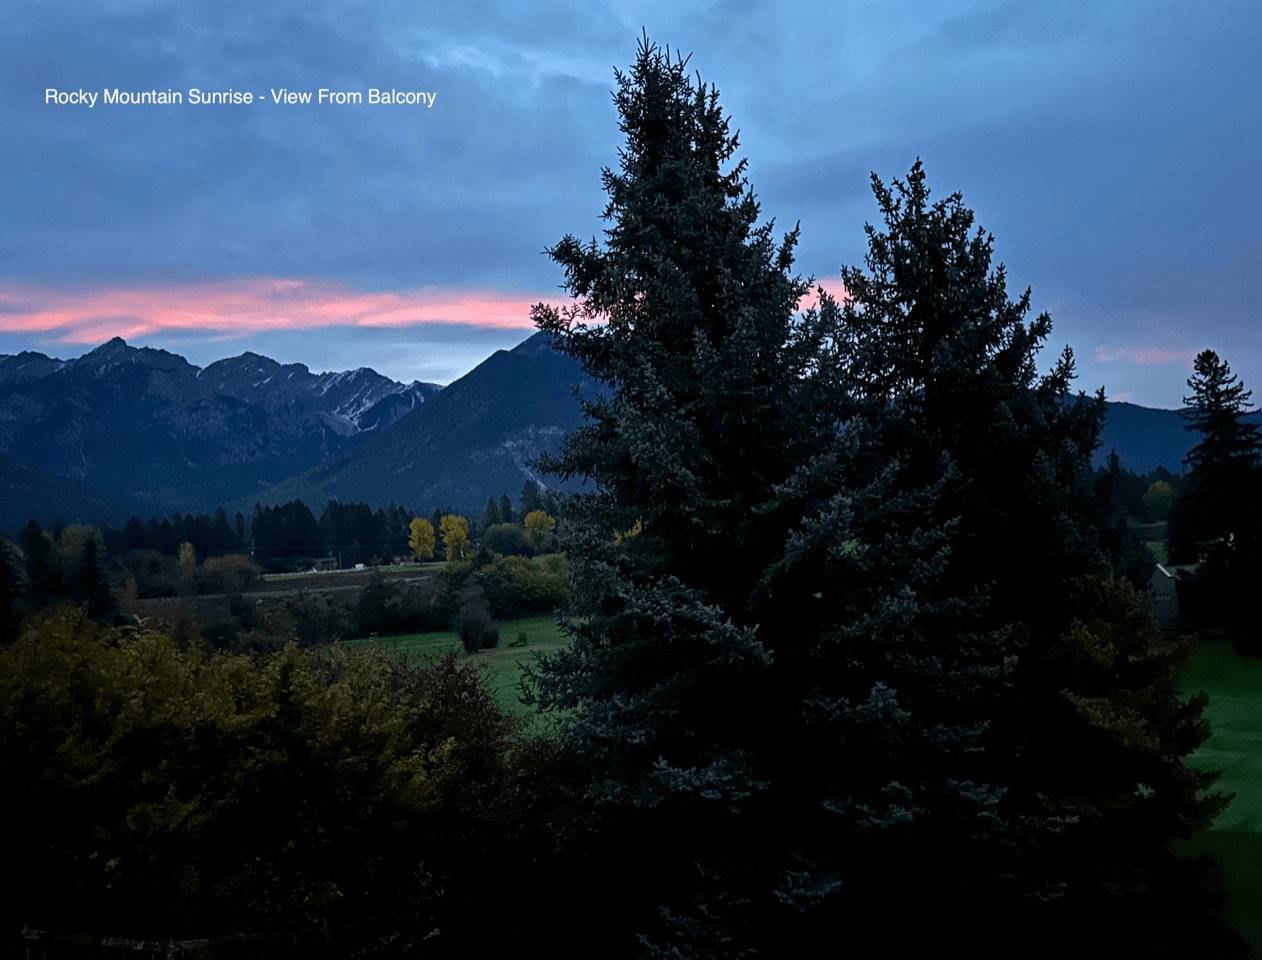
xmin=0 ymin=606 xmax=573 ymax=956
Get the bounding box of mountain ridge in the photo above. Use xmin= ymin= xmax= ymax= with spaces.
xmin=3 ymin=332 xmax=1257 ymax=530
xmin=0 ymin=337 xmax=444 ymax=516
xmin=226 ymin=332 xmax=604 ymax=516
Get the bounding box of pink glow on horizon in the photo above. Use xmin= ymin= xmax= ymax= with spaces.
xmin=1094 ymin=345 xmax=1198 ymax=365
xmin=0 ymin=278 xmax=569 ymax=344
xmin=813 ymin=276 xmax=848 ymax=296
xmin=0 ymin=274 xmax=851 ymax=346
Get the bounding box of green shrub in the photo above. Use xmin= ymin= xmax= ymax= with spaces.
xmin=453 ymin=581 xmax=496 ymax=654
xmin=480 ymin=523 xmax=534 ymax=558
xmin=474 ymin=553 xmax=570 ymax=619
xmin=0 ymin=605 xmax=573 ymax=955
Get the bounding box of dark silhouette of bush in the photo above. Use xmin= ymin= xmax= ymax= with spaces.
xmin=121 ymin=549 xmax=182 ymax=598
xmin=195 ymin=554 xmax=263 ymax=596
xmin=453 ymin=581 xmax=496 ymax=654
xmin=346 ymin=571 xmax=446 ymax=640
xmin=480 ymin=523 xmax=534 ymax=558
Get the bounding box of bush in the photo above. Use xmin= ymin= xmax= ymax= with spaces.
xmin=195 ymin=554 xmax=263 ymax=596
xmin=474 ymin=553 xmax=571 ymax=619
xmin=0 ymin=606 xmax=575 ymax=955
xmin=453 ymin=581 xmax=497 ymax=654
xmin=122 ymin=549 xmax=182 ymax=598
xmin=348 ymin=571 xmax=446 ymax=639
xmin=480 ymin=523 xmax=534 ymax=558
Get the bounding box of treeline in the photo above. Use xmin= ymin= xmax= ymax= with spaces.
xmin=4 ymin=481 xmax=565 ymax=577
xmin=0 ymin=482 xmax=570 ymax=648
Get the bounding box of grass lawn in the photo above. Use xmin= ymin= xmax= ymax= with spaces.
xmin=1177 ymin=641 xmax=1262 ymax=833
xmin=339 ymin=615 xmax=577 ymax=739
xmin=1171 ymin=640 xmax=1262 ymax=954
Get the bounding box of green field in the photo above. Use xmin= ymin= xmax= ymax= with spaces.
xmin=339 ymin=615 xmax=577 ymax=739
xmin=1172 ymin=641 xmax=1262 ymax=953
xmin=1178 ymin=641 xmax=1262 ymax=832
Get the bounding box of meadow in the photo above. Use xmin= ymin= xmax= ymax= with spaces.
xmin=1172 ymin=640 xmax=1262 ymax=953
xmin=338 ymin=614 xmax=577 ymax=739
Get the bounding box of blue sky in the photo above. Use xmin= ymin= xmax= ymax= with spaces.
xmin=1 ymin=0 xmax=1258 ymax=408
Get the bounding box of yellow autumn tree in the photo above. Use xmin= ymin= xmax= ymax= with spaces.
xmin=408 ymin=516 xmax=435 ymax=561
xmin=523 ymin=510 xmax=557 ymax=552
xmin=440 ymin=514 xmax=470 ymax=561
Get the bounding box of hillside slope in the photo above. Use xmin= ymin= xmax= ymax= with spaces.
xmin=1093 ymin=401 xmax=1262 ymax=474
xmin=0 ymin=339 xmax=442 ymax=513
xmin=230 ymin=332 xmax=602 ymax=515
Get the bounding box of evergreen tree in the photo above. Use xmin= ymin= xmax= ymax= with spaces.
xmin=832 ymin=164 xmax=1244 ymax=954
xmin=19 ymin=520 xmax=61 ymax=607
xmin=482 ymin=497 xmax=501 ymax=530
xmin=525 ymin=38 xmax=1243 ymax=956
xmin=429 ymin=509 xmax=446 ymax=561
xmin=498 ymin=493 xmax=514 ymax=526
xmin=1168 ymin=350 xmax=1262 ymax=644
xmin=0 ymin=537 xmax=25 ymax=645
xmin=1024 ymin=572 xmax=1246 ymax=956
xmin=520 ymin=481 xmax=541 ymax=519
xmin=67 ymin=538 xmax=118 ymax=624
xmin=527 ymin=38 xmax=1043 ymax=957
xmin=1180 ymin=350 xmax=1262 ymax=475
xmin=156 ymin=518 xmax=176 ymax=555
xmin=1094 ymin=450 xmax=1156 ymax=591
xmin=212 ymin=508 xmax=234 ymax=556
xmin=121 ymin=516 xmax=146 ymax=553
xmin=542 ymin=489 xmax=561 ymax=519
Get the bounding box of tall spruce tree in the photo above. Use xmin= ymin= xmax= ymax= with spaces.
xmin=526 ymin=38 xmax=1060 ymax=957
xmin=0 ymin=538 xmax=24 ymax=645
xmin=482 ymin=496 xmax=501 ymax=530
xmin=832 ymin=165 xmax=1245 ymax=955
xmin=526 ymin=37 xmax=1244 ymax=956
xmin=1168 ymin=350 xmax=1262 ymax=645
xmin=67 ymin=539 xmax=118 ymax=625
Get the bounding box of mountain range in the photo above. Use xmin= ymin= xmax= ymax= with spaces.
xmin=0 ymin=338 xmax=440 ymax=520
xmin=2 ymin=332 xmax=1256 ymax=533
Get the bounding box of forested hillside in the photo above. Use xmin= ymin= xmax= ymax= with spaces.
xmin=231 ymin=332 xmax=603 ymax=516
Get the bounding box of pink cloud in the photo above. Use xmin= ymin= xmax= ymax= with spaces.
xmin=810 ymin=277 xmax=849 ymax=308
xmin=1094 ymin=345 xmax=1199 ymax=365
xmin=0 ymin=278 xmax=570 ymax=345
xmin=0 ymin=274 xmax=852 ymax=346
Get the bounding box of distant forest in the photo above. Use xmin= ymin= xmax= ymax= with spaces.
xmin=7 ymin=481 xmax=565 ymax=575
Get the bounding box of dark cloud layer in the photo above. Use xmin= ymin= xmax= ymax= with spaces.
xmin=1 ymin=0 xmax=1258 ymax=408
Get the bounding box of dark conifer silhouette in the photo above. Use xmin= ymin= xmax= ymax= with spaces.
xmin=1168 ymin=350 xmax=1262 ymax=647
xmin=524 ymin=37 xmax=1245 ymax=958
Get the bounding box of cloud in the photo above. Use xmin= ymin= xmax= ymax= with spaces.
xmin=1093 ymin=345 xmax=1199 ymax=365
xmin=0 ymin=278 xmax=568 ymax=345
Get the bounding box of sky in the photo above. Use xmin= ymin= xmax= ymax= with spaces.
xmin=1 ymin=1 xmax=1258 ymax=407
